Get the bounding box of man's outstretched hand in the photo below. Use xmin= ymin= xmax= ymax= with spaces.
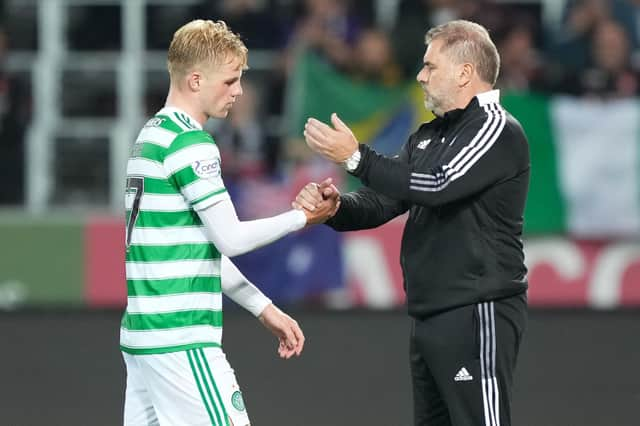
xmin=304 ymin=113 xmax=359 ymax=163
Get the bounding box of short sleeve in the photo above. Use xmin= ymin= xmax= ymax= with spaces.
xmin=163 ymin=130 xmax=230 ymax=211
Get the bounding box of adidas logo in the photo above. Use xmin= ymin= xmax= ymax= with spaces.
xmin=417 ymin=139 xmax=431 ymax=150
xmin=454 ymin=367 xmax=473 ymax=382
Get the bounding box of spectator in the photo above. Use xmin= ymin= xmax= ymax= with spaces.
xmin=282 ymin=0 xmax=363 ymax=73
xmin=549 ymin=0 xmax=610 ymax=70
xmin=496 ymin=25 xmax=546 ymax=92
xmin=350 ymin=28 xmax=402 ymax=86
xmin=577 ymin=19 xmax=640 ymax=97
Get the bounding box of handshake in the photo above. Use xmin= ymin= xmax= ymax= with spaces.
xmin=292 ymin=112 xmax=358 ymax=225
xmin=292 ymin=178 xmax=342 ymax=225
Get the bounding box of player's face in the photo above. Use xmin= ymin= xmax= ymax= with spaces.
xmin=416 ymin=38 xmax=459 ymax=116
xmin=199 ymin=56 xmax=244 ymax=119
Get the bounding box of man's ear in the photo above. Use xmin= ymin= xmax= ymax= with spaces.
xmin=459 ymin=63 xmax=474 ymax=87
xmin=187 ymin=71 xmax=201 ymax=92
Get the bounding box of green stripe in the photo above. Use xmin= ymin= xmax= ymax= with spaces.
xmin=167 ymin=130 xmax=214 ymax=156
xmin=156 ymin=114 xmax=184 ymax=133
xmin=127 ymin=243 xmax=218 ymax=262
xmin=192 ymin=189 xmax=227 ymax=206
xmin=142 ymin=177 xmax=178 ymax=194
xmin=188 ymin=349 xmax=218 ymax=425
xmin=199 ymin=347 xmax=230 ymax=425
xmin=123 ymin=310 xmax=223 ymax=330
xmin=120 ymin=341 xmax=220 ymax=355
xmin=193 ymin=349 xmax=224 ymax=426
xmin=136 ymin=142 xmax=166 ymax=163
xmin=171 ymin=166 xmax=202 ymax=187
xmin=127 ymin=276 xmax=222 ymax=297
xmin=130 ymin=210 xmax=202 ymax=227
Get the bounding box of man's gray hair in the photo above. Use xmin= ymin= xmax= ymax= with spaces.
xmin=425 ymin=20 xmax=500 ymax=85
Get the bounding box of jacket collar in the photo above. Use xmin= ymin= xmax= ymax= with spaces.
xmin=437 ymin=89 xmax=501 ymax=125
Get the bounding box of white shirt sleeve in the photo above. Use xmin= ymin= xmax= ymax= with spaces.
xmin=221 ymin=255 xmax=271 ymax=316
xmin=197 ymin=197 xmax=307 ymax=257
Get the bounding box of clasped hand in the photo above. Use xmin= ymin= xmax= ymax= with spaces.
xmin=293 ymin=112 xmax=355 ymax=224
xmin=292 ymin=178 xmax=341 ymax=225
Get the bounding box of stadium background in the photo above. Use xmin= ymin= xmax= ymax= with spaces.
xmin=1 ymin=0 xmax=639 ymax=425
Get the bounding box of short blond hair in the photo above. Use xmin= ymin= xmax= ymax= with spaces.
xmin=425 ymin=20 xmax=500 ymax=85
xmin=167 ymin=20 xmax=248 ymax=81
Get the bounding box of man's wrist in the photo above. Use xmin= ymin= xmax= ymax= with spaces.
xmin=343 ymin=147 xmax=361 ymax=172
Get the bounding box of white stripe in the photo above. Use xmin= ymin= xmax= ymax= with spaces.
xmin=164 ymin=143 xmax=220 ymax=175
xmin=490 ymin=302 xmax=500 ymax=426
xmin=479 ymin=303 xmax=492 ymax=426
xmin=126 ymin=259 xmax=220 ymax=280
xmin=410 ymin=178 xmax=435 ymax=185
xmin=480 ymin=302 xmax=501 ymax=426
xmin=127 ymin=292 xmax=222 ymax=314
xmin=183 ymin=179 xmax=225 ymax=202
xmin=448 ymin=104 xmax=503 ymax=171
xmin=486 ymin=303 xmax=498 ymax=426
xmin=410 ymin=105 xmax=505 ymax=192
xmin=127 ymin=158 xmax=166 ymax=179
xmin=410 ymin=174 xmax=438 ymax=181
xmin=120 ymin=325 xmax=222 ymax=349
xmin=136 ymin=126 xmax=177 ymax=148
xmin=131 ymin=226 xmax=210 ymax=245
xmin=125 ymin=193 xmax=189 ymax=212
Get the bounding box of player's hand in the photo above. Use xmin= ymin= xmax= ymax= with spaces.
xmin=292 ymin=178 xmax=341 ymax=225
xmin=258 ymin=304 xmax=305 ymax=359
xmin=304 ymin=113 xmax=359 ymax=163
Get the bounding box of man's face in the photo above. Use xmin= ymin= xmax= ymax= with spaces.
xmin=198 ymin=56 xmax=244 ymax=119
xmin=416 ymin=38 xmax=459 ymax=116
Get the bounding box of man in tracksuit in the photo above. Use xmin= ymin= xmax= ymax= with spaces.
xmin=295 ymin=20 xmax=529 ymax=426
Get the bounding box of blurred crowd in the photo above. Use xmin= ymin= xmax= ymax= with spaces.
xmin=1 ymin=0 xmax=640 ymax=206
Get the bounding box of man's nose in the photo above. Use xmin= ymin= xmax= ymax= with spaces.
xmin=417 ymin=69 xmax=426 ymax=83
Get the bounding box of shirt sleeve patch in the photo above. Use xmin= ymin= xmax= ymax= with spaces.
xmin=192 ymin=158 xmax=221 ymax=179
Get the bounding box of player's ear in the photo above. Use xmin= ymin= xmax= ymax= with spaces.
xmin=187 ymin=71 xmax=201 ymax=92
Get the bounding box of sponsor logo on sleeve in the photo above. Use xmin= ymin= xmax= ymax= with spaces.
xmin=192 ymin=158 xmax=221 ymax=178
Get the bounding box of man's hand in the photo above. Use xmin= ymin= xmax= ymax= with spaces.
xmin=292 ymin=178 xmax=341 ymax=225
xmin=304 ymin=113 xmax=359 ymax=163
xmin=258 ymin=304 xmax=305 ymax=359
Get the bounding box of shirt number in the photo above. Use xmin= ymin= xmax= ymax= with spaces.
xmin=125 ymin=176 xmax=144 ymax=248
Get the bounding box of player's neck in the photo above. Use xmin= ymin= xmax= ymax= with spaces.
xmin=165 ymin=88 xmax=207 ymax=127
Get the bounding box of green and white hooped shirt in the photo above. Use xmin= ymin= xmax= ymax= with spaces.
xmin=121 ymin=107 xmax=229 ymax=355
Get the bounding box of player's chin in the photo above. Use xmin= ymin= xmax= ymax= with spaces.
xmin=211 ymin=109 xmax=230 ymax=119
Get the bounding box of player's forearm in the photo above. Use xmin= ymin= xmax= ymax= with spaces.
xmin=197 ymin=199 xmax=306 ymax=257
xmin=221 ymin=255 xmax=271 ymax=317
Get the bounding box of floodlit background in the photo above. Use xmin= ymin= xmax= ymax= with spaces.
xmin=0 ymin=0 xmax=639 ymax=425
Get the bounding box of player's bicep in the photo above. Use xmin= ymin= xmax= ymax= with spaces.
xmin=163 ymin=142 xmax=230 ymax=211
